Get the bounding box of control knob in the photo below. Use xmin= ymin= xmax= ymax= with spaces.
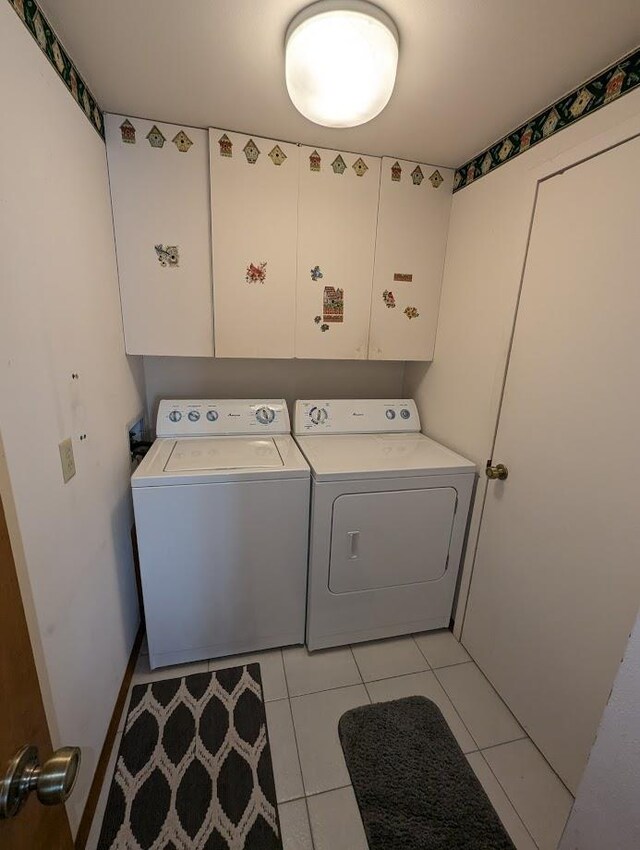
xmin=400 ymin=409 xmax=411 ymax=419
xmin=256 ymin=406 xmax=276 ymax=425
xmin=385 ymin=409 xmax=396 ymax=420
xmin=168 ymin=410 xmax=182 ymax=423
xmin=206 ymin=410 xmax=219 ymax=422
xmin=309 ymin=407 xmax=328 ymax=425
xmin=187 ymin=411 xmax=200 ymax=422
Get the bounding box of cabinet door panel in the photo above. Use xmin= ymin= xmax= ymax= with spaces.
xmin=105 ymin=115 xmax=214 ymax=356
xmin=209 ymin=130 xmax=298 ymax=358
xmin=296 ymin=147 xmax=381 ymax=359
xmin=369 ymin=159 xmax=453 ymax=361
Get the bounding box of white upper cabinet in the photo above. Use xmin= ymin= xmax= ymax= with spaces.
xmin=105 ymin=115 xmax=214 ymax=356
xmin=369 ymin=159 xmax=453 ymax=361
xmin=295 ymin=146 xmax=381 ymax=359
xmin=209 ymin=130 xmax=299 ymax=358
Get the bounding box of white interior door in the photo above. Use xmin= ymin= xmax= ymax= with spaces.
xmin=462 ymin=135 xmax=640 ymax=793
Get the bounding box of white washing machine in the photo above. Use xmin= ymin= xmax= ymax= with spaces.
xmin=132 ymin=399 xmax=310 ymax=669
xmin=293 ymin=399 xmax=476 ymax=650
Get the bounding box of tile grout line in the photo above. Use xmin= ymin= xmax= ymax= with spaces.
xmin=432 ymin=662 xmax=527 ymax=751
xmin=429 ymin=665 xmax=485 ymax=752
xmin=474 ymin=750 xmax=543 ymax=850
xmin=348 ymin=644 xmax=369 ymax=692
xmin=479 ymin=735 xmax=530 ymax=753
xmin=281 ymin=649 xmax=317 ymax=850
xmin=410 ymin=633 xmax=435 ymax=669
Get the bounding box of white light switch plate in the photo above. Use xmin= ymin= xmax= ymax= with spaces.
xmin=59 ymin=437 xmax=76 ymax=483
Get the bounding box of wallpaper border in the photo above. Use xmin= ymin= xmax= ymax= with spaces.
xmin=7 ymin=0 xmax=104 ymax=138
xmin=454 ymin=46 xmax=640 ymax=192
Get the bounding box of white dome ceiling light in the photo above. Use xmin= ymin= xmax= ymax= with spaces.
xmin=285 ymin=1 xmax=399 ymax=128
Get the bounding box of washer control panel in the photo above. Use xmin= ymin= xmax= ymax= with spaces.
xmin=293 ymin=400 xmax=420 ymax=434
xmin=157 ymin=399 xmax=290 ymax=437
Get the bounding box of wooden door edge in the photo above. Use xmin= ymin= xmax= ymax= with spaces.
xmin=74 ymin=625 xmax=143 ymax=849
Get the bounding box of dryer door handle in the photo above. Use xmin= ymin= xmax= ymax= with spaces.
xmin=347 ymin=531 xmax=360 ymax=560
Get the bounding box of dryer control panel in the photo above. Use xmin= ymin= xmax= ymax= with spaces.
xmin=157 ymin=399 xmax=290 ymax=437
xmin=293 ymin=400 xmax=420 ymax=434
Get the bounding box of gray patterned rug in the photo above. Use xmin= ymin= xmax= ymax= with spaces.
xmin=339 ymin=696 xmax=516 ymax=850
xmin=97 ymin=664 xmax=281 ymax=850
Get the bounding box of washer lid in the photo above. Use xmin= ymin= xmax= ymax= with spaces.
xmin=164 ymin=437 xmax=283 ymax=472
xmin=294 ymin=433 xmax=475 ymax=481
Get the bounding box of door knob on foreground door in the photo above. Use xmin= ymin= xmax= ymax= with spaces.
xmin=0 ymin=745 xmax=81 ymax=819
xmin=486 ymin=462 xmax=509 ymax=480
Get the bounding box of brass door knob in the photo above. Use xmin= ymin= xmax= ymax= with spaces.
xmin=486 ymin=462 xmax=508 ymax=481
xmin=0 ymin=745 xmax=81 ymax=819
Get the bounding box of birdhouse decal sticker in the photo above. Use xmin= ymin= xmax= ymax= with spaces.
xmin=155 ymin=245 xmax=179 ymax=267
xmin=391 ymin=161 xmax=402 ymax=182
xmin=353 ymin=157 xmax=368 ymax=177
xmin=218 ymin=133 xmax=233 ymax=157
xmin=498 ymin=138 xmax=513 ymax=161
xmin=269 ymin=145 xmax=287 ymax=166
xmin=382 ymin=290 xmax=396 ymax=308
xmin=323 ymin=287 xmax=344 ymax=323
xmin=309 ymin=150 xmax=321 ymax=172
xmin=243 ymin=139 xmax=260 ymax=164
xmin=13 ymin=0 xmax=26 ymax=21
xmin=429 ymin=169 xmax=444 ymax=188
xmin=120 ymin=119 xmax=136 ymax=144
xmin=32 ymin=11 xmax=46 ymax=50
xmin=604 ymin=67 xmax=625 ymax=104
xmin=542 ymin=108 xmax=559 ymax=138
xmin=146 ymin=125 xmax=166 ymax=148
xmin=569 ymin=89 xmax=593 ymax=118
xmin=172 ymin=131 xmax=193 ymax=153
xmin=245 ymin=261 xmax=267 ymax=284
xmin=331 ymin=155 xmax=346 ymax=175
xmin=520 ymin=125 xmax=533 ymax=151
xmin=411 ymin=165 xmax=424 ymax=186
xmin=404 ymin=306 xmax=420 ymax=319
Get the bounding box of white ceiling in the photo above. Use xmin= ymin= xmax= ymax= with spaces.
xmin=41 ymin=0 xmax=640 ymax=166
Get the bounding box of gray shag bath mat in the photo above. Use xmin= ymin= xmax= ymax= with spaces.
xmin=97 ymin=664 xmax=282 ymax=849
xmin=339 ymin=696 xmax=516 ymax=850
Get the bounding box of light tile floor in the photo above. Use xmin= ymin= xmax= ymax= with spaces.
xmin=86 ymin=630 xmax=573 ymax=850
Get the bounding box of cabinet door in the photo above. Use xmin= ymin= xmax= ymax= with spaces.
xmin=296 ymin=147 xmax=381 ymax=359
xmin=369 ymin=159 xmax=453 ymax=360
xmin=105 ymin=115 xmax=214 ymax=356
xmin=209 ymin=130 xmax=298 ymax=358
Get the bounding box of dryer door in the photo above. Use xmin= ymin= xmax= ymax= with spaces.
xmin=329 ymin=487 xmax=457 ymax=593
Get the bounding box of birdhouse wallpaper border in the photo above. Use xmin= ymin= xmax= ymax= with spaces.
xmin=7 ymin=0 xmax=104 ymax=138
xmin=454 ymin=45 xmax=640 ymax=192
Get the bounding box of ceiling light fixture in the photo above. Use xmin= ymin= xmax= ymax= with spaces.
xmin=285 ymin=0 xmax=399 ymax=128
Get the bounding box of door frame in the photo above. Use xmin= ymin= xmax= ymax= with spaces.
xmin=452 ymin=123 xmax=640 ymax=639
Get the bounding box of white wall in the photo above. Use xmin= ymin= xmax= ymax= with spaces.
xmin=143 ymin=357 xmax=405 ymax=427
xmin=0 ymin=4 xmax=145 ymax=833
xmin=403 ymin=86 xmax=640 ymax=633
xmin=560 ymin=608 xmax=640 ymax=849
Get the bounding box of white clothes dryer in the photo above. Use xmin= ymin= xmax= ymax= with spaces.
xmin=293 ymin=399 xmax=476 ymax=650
xmin=132 ymin=399 xmax=310 ymax=669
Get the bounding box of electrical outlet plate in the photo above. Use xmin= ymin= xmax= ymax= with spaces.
xmin=59 ymin=438 xmax=76 ymax=483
